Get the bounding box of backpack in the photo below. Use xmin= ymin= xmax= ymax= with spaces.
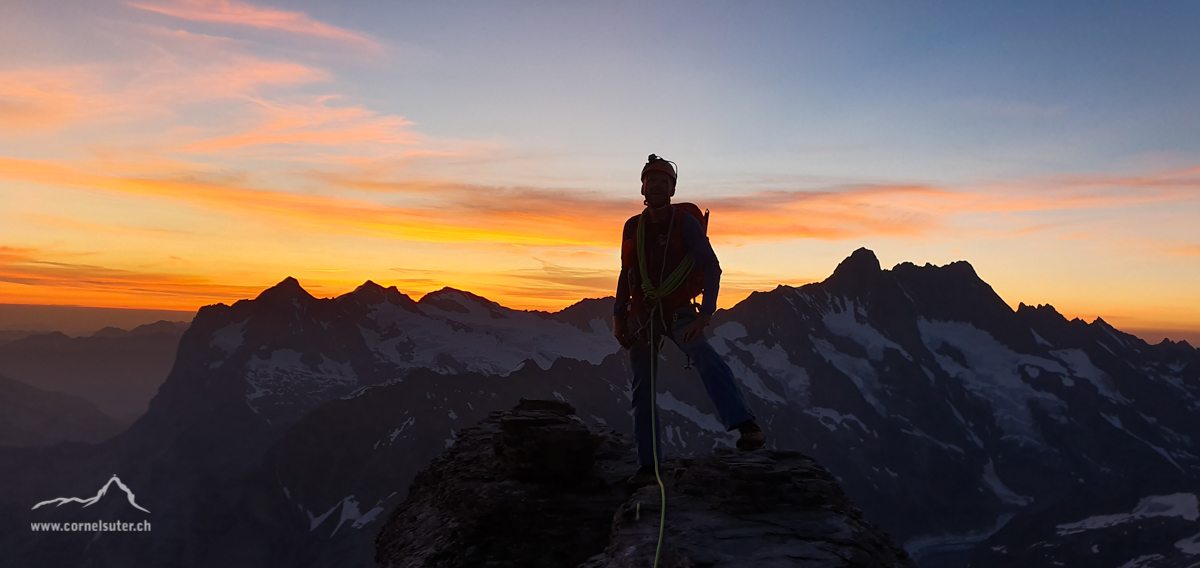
xmin=672 ymin=203 xmax=709 ymax=303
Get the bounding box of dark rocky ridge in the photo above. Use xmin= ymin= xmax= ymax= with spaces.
xmin=376 ymin=400 xmax=913 ymax=568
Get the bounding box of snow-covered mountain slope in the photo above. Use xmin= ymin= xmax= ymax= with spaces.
xmin=2 ymin=248 xmax=1195 ymax=568
xmin=191 ymin=278 xmax=618 ymax=423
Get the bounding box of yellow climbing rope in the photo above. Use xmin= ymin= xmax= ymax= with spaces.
xmin=636 ymin=207 xmax=695 ymax=568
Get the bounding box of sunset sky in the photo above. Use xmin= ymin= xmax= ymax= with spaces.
xmin=1 ymin=1 xmax=1198 ymax=343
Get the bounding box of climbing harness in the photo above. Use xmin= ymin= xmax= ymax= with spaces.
xmin=636 ymin=205 xmax=696 ymax=568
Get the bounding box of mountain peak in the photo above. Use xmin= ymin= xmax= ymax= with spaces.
xmin=335 ymin=280 xmax=416 ymax=307
xmin=824 ymin=247 xmax=882 ymax=291
xmin=1017 ymin=302 xmax=1062 ymax=317
xmin=419 ymin=287 xmax=504 ymax=312
xmin=835 ymin=247 xmax=881 ymax=275
xmin=356 ymin=280 xmax=383 ymax=292
xmin=254 ymin=277 xmax=314 ymax=303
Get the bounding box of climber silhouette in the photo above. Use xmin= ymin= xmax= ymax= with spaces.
xmin=613 ymin=154 xmax=766 ymax=487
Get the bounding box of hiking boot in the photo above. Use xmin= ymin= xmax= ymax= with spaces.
xmin=735 ymin=419 xmax=766 ymax=451
xmin=625 ymin=466 xmax=660 ymax=488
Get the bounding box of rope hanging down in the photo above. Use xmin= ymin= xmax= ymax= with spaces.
xmin=635 ymin=206 xmax=695 ymax=568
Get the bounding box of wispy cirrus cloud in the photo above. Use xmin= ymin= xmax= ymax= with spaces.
xmin=180 ymin=97 xmax=420 ymax=153
xmin=127 ymin=0 xmax=379 ymax=50
xmin=0 ymin=36 xmax=328 ymax=135
xmin=0 ymin=69 xmax=101 ymax=132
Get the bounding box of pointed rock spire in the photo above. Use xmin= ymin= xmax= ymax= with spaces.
xmin=824 ymin=247 xmax=882 ymax=293
xmin=253 ymin=277 xmax=314 ymax=303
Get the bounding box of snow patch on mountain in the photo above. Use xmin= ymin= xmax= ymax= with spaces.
xmin=1030 ymin=329 xmax=1053 ymax=347
xmin=821 ymin=299 xmax=910 ymax=361
xmin=901 ymin=426 xmax=965 ymax=454
xmin=210 ymin=320 xmax=248 ymax=354
xmin=711 ymin=322 xmax=747 ymax=341
xmin=1117 ymin=554 xmax=1166 ymax=568
xmin=243 ymin=349 xmax=359 ymax=415
xmin=1056 ymin=493 xmax=1199 ymax=536
xmin=718 ymin=348 xmax=789 ymax=405
xmin=741 ymin=341 xmax=807 ymax=404
xmin=805 ymin=407 xmax=874 ymax=436
xmin=711 ymin=322 xmax=803 ymax=404
xmin=332 ymin=496 xmax=384 ymax=535
xmin=1049 ymin=349 xmax=1126 ymax=402
xmin=1176 ymin=531 xmax=1200 ymax=555
xmin=307 ymin=499 xmax=340 ymax=531
xmin=810 ymin=335 xmax=887 ymax=416
xmin=657 ymin=390 xmax=732 ymax=441
xmin=905 ymin=512 xmax=1016 ymax=562
xmin=359 ymin=300 xmax=617 ymax=377
xmin=982 ymin=459 xmax=1033 ymax=506
xmin=1101 ymin=414 xmax=1184 ymax=471
xmin=306 ymin=495 xmax=387 ymax=536
xmin=918 ymin=319 xmax=1068 ymax=447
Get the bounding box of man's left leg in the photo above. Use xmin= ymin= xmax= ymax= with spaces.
xmin=672 ymin=312 xmax=753 ymax=432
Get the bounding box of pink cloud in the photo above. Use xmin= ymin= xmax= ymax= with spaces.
xmin=181 ymin=99 xmax=418 ymax=153
xmin=127 ymin=0 xmax=379 ymax=49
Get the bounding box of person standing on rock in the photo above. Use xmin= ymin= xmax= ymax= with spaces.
xmin=613 ymin=154 xmax=766 ymax=486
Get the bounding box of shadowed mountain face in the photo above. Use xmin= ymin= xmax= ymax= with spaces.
xmin=0 ymin=321 xmax=189 ymax=424
xmin=0 ymin=375 xmax=124 ymax=447
xmin=0 ymin=250 xmax=1196 ymax=568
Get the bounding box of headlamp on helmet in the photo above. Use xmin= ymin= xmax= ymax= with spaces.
xmin=641 ymin=154 xmax=677 ymax=181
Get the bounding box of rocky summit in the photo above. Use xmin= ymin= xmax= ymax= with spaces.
xmin=375 ymin=399 xmax=913 ymax=568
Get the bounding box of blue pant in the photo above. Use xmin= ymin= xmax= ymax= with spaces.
xmin=629 ymin=306 xmax=755 ymax=467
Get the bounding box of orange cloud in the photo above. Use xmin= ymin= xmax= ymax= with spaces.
xmin=21 ymin=214 xmax=192 ymax=237
xmin=704 ymin=184 xmax=950 ymax=242
xmin=1166 ymin=245 xmax=1200 ymax=256
xmin=8 ymin=146 xmax=1200 ymax=259
xmin=0 ymin=157 xmax=625 ymax=247
xmin=0 ymin=70 xmax=94 ymax=131
xmin=0 ymin=246 xmax=263 ymax=310
xmin=127 ymin=0 xmax=378 ymax=49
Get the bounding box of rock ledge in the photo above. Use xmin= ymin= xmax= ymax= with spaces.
xmin=375 ymin=400 xmax=913 ymax=568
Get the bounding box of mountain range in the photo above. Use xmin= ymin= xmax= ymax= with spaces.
xmin=0 ymin=320 xmax=189 ymax=425
xmin=1 ymin=247 xmax=1197 ymax=567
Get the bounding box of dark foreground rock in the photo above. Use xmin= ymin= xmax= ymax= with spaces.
xmin=375 ymin=399 xmax=913 ymax=568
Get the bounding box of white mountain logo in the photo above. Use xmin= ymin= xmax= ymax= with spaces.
xmin=31 ymin=475 xmax=151 ymax=513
